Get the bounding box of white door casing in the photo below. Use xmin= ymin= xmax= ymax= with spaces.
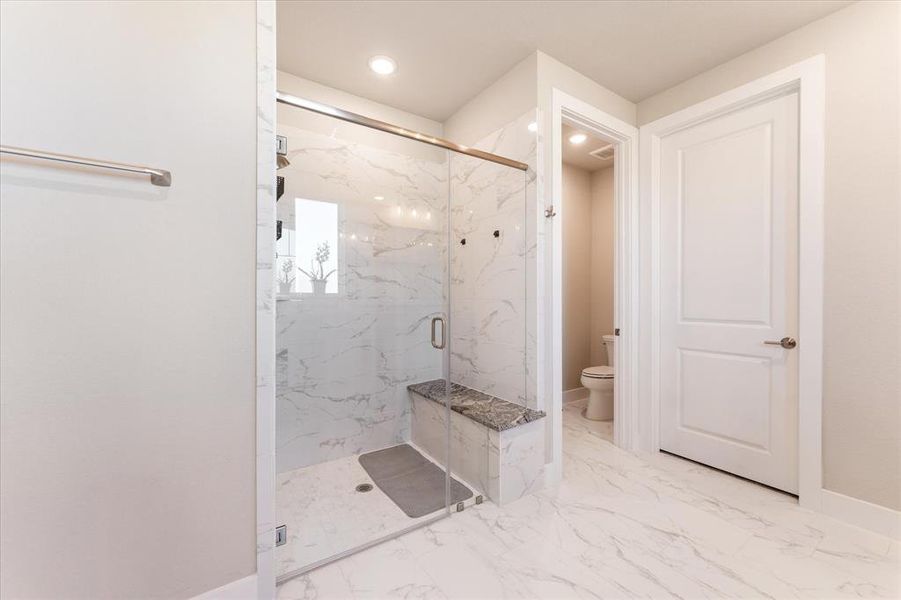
xmin=545 ymin=89 xmax=640 ymax=486
xmin=657 ymin=91 xmax=800 ymax=493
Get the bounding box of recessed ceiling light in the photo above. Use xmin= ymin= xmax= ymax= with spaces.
xmin=528 ymin=121 xmax=537 ymax=133
xmin=368 ymin=55 xmax=397 ymax=75
xmin=374 ymin=195 xmax=384 ymax=200
xmin=569 ymin=132 xmax=587 ymax=145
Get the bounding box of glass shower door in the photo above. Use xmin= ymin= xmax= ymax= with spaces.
xmin=447 ymin=152 xmax=531 ymax=504
xmin=273 ymin=106 xmax=454 ymax=580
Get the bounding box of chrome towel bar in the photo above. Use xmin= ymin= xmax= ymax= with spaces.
xmin=0 ymin=145 xmax=171 ymax=187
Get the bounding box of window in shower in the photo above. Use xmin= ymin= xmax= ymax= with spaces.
xmin=293 ymin=198 xmax=339 ymax=294
xmin=276 ymin=197 xmax=341 ymax=295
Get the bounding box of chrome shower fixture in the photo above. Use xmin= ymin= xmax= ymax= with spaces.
xmin=276 ymin=135 xmax=290 ymax=170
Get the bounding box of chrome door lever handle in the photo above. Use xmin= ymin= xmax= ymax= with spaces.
xmin=764 ymin=337 xmax=797 ymax=349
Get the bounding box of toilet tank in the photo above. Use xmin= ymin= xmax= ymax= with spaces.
xmin=603 ymin=334 xmax=616 ymax=367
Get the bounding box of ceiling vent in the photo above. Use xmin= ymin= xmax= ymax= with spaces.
xmin=590 ymin=143 xmax=615 ymax=161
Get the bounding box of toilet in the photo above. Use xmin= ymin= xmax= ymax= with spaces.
xmin=580 ymin=335 xmax=616 ymax=421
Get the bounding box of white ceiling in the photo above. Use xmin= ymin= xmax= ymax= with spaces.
xmin=277 ymin=1 xmax=850 ymax=122
xmin=562 ymin=123 xmax=613 ymax=172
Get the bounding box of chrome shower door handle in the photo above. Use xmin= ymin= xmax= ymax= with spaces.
xmin=430 ymin=316 xmax=446 ymax=349
xmin=764 ymin=337 xmax=797 ymax=349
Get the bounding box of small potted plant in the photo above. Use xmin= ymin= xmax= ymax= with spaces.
xmin=298 ymin=241 xmax=335 ymax=295
xmin=278 ymin=259 xmax=295 ymax=294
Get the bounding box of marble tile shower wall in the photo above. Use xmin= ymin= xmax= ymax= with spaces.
xmin=449 ymin=110 xmax=539 ymax=409
xmin=276 ymin=110 xmax=539 ymax=473
xmin=276 ymin=122 xmax=448 ymax=473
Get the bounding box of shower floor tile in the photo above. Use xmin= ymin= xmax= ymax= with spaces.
xmin=276 ymin=442 xmax=479 ymax=579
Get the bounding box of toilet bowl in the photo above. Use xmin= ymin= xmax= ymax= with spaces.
xmin=580 ymin=335 xmax=616 ymax=421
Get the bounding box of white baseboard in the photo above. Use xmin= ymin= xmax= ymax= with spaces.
xmin=191 ymin=574 xmax=258 ymax=600
xmin=820 ymin=489 xmax=901 ymax=540
xmin=563 ymin=387 xmax=589 ymax=403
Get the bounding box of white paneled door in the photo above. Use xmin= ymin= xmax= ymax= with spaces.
xmin=657 ymin=92 xmax=799 ymax=494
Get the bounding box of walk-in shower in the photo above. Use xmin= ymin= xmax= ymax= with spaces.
xmin=274 ymin=91 xmax=533 ymax=583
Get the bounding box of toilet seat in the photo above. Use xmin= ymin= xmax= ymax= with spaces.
xmin=581 ymin=365 xmax=614 ymax=379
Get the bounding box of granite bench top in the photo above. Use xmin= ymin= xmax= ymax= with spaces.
xmin=407 ymin=379 xmax=546 ymax=432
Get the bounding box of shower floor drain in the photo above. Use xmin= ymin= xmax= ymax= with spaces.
xmin=355 ymin=483 xmax=373 ymax=493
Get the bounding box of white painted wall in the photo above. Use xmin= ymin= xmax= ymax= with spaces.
xmin=637 ymin=0 xmax=901 ymax=512
xmin=589 ymin=167 xmax=615 ymax=367
xmin=562 ymin=163 xmax=615 ymax=390
xmin=0 ymin=2 xmax=258 ymax=597
xmin=444 ymin=54 xmax=538 ymax=146
xmin=562 ymin=164 xmax=592 ymax=391
xmin=537 ymin=52 xmax=637 ymax=128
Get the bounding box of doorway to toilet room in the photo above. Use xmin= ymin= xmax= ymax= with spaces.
xmin=561 ymin=122 xmax=617 ymax=445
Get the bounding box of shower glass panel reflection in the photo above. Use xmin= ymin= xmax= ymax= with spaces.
xmin=431 ymin=154 xmax=531 ymax=501
xmin=449 ymin=154 xmax=529 ymax=405
xmin=274 ymin=100 xmax=527 ymax=582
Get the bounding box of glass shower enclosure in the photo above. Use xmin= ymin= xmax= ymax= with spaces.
xmin=273 ymin=93 xmax=527 ymax=582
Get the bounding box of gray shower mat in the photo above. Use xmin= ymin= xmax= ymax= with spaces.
xmin=358 ymin=444 xmax=473 ymax=518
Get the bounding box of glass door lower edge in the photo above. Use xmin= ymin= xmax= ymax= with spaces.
xmin=275 ymin=512 xmax=451 ymax=584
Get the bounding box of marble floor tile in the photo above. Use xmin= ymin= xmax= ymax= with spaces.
xmin=280 ymin=406 xmax=901 ymax=599
xmin=563 ymin=397 xmax=613 ymax=442
xmin=276 ymin=444 xmax=478 ymax=579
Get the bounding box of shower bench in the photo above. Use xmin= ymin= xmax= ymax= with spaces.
xmin=407 ymin=380 xmax=546 ymax=506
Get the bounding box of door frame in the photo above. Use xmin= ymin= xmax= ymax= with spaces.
xmin=638 ymin=55 xmax=825 ymax=509
xmin=546 ymin=89 xmax=640 ymax=484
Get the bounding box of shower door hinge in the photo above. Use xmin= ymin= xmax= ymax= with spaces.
xmin=544 ymin=205 xmax=556 ymax=218
xmin=275 ymin=525 xmax=287 ymax=547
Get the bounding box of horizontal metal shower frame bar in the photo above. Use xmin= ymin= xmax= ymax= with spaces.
xmin=276 ymin=91 xmax=529 ymax=172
